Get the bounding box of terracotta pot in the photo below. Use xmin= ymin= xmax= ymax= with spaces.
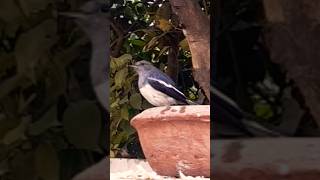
xmin=130 ymin=105 xmax=210 ymax=177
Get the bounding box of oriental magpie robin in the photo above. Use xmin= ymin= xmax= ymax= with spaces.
xmin=129 ymin=60 xmax=196 ymax=106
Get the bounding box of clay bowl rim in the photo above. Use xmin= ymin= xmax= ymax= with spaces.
xmin=129 ymin=105 xmax=210 ymax=177
xmin=130 ymin=105 xmax=210 ymax=128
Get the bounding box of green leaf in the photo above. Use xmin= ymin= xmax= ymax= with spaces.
xmin=156 ymin=18 xmax=172 ymax=32
xmin=63 ymin=100 xmax=101 ymax=151
xmin=143 ymin=36 xmax=160 ymax=52
xmin=130 ymin=39 xmax=146 ymax=47
xmin=137 ymin=51 xmax=152 ymax=60
xmin=134 ymin=2 xmax=147 ymax=15
xmin=119 ymin=96 xmax=129 ymax=105
xmin=121 ymin=105 xmax=129 ymax=121
xmin=34 ymin=143 xmax=59 ymax=180
xmin=179 ymin=38 xmax=190 ymax=51
xmin=142 ymin=31 xmax=168 ymax=52
xmin=124 ymin=6 xmax=134 ymax=17
xmin=128 ymin=108 xmax=137 ymax=117
xmin=155 ymin=46 xmax=170 ymax=60
xmin=110 ymin=54 xmax=132 ymax=73
xmin=120 ymin=121 xmax=135 ymax=136
xmin=254 ymin=103 xmax=274 ymax=119
xmin=129 ymin=93 xmax=142 ymax=110
xmin=114 ymin=68 xmax=128 ymax=89
xmin=112 ymin=131 xmax=127 ymax=145
xmin=111 ymin=97 xmax=120 ymax=109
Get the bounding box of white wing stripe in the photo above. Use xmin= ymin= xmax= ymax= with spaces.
xmin=147 ymin=77 xmax=185 ymax=97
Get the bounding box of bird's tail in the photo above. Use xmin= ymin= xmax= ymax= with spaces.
xmin=211 ymin=85 xmax=282 ymax=137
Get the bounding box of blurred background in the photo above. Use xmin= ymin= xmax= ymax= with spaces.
xmin=0 ymin=0 xmax=210 ymax=179
xmin=0 ymin=0 xmax=109 ymax=179
xmin=214 ymin=0 xmax=320 ymax=137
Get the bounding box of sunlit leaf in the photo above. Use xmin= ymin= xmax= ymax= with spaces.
xmin=110 ymin=54 xmax=132 ymax=73
xmin=111 ymin=97 xmax=121 ymax=109
xmin=114 ymin=68 xmax=128 ymax=89
xmin=179 ymin=38 xmax=190 ymax=51
xmin=119 ymin=96 xmax=129 ymax=105
xmin=110 ymin=150 xmax=115 ymax=158
xmin=121 ymin=105 xmax=129 ymax=120
xmin=157 ymin=18 xmax=172 ymax=32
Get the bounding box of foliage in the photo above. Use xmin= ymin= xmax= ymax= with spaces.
xmin=0 ymin=0 xmax=107 ymax=179
xmin=109 ymin=0 xmax=210 ymax=157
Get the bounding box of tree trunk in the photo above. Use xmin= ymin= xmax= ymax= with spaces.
xmin=263 ymin=0 xmax=320 ymax=126
xmin=169 ymin=0 xmax=211 ymax=101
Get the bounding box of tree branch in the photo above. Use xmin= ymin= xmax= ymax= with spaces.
xmin=110 ymin=20 xmax=125 ymax=57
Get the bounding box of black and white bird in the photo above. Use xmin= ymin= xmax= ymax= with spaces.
xmin=130 ymin=60 xmax=196 ymax=106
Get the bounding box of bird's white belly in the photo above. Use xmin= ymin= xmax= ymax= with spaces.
xmin=139 ymin=84 xmax=176 ymax=106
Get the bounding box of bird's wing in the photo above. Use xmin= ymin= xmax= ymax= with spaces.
xmin=147 ymin=74 xmax=188 ymax=104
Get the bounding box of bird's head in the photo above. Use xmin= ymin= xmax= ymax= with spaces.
xmin=129 ymin=60 xmax=155 ymax=74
